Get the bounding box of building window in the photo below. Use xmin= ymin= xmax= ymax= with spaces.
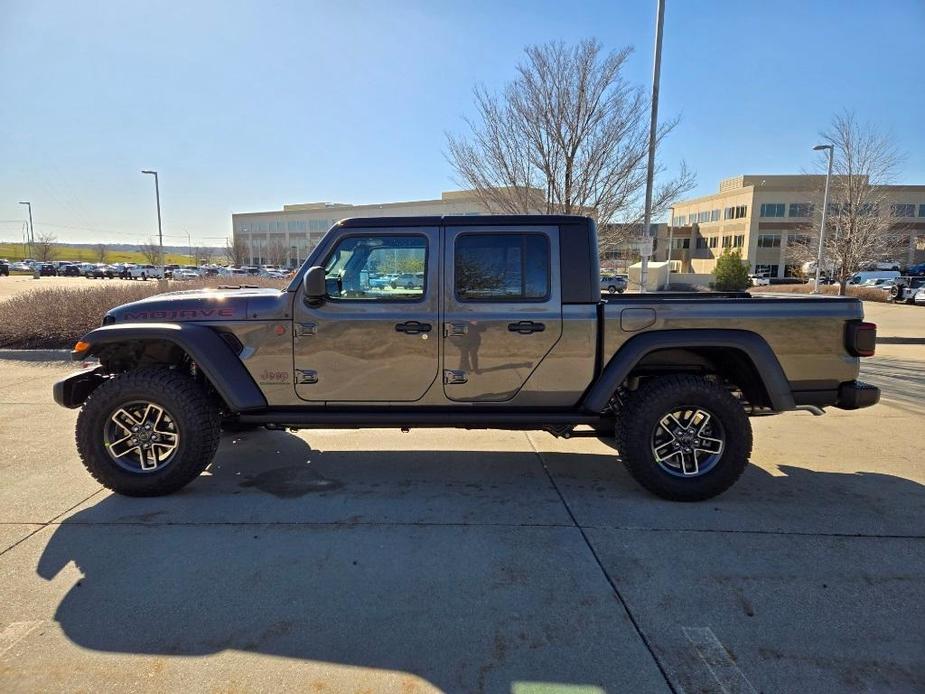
xmin=696 ymin=237 xmax=707 ymax=249
xmin=673 ymin=214 xmax=687 ymax=226
xmin=754 ymin=264 xmax=779 ymax=277
xmin=455 ymin=233 xmax=550 ymax=301
xmin=757 ymin=233 xmax=781 ymax=248
xmin=789 ymin=203 xmax=814 ymax=217
xmin=722 ymin=234 xmax=745 ymax=248
xmin=672 ymin=238 xmax=690 ymax=249
xmin=919 ymin=204 xmax=925 ymax=218
xmin=760 ymin=203 xmax=785 ymax=218
xmin=788 ymin=233 xmax=812 ymax=247
xmin=891 ymin=203 xmax=916 ymax=218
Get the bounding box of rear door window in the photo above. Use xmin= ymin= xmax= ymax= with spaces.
xmin=454 ymin=233 xmax=549 ymax=301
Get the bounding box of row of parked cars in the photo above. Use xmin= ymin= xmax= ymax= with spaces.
xmin=0 ymin=259 xmax=292 ymax=281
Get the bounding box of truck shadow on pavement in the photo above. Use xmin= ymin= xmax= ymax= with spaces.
xmin=33 ymin=429 xmax=925 ymax=691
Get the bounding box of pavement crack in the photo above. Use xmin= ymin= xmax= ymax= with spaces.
xmin=525 ymin=433 xmax=678 ymax=694
xmin=0 ymin=488 xmax=104 ymax=558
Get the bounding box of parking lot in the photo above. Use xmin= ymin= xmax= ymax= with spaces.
xmin=1 ymin=317 xmax=923 ymax=693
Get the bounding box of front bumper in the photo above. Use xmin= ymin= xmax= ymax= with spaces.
xmin=53 ymin=365 xmax=106 ymax=409
xmin=835 ymin=380 xmax=881 ymax=410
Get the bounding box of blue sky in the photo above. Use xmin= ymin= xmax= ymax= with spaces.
xmin=1 ymin=0 xmax=923 ymax=245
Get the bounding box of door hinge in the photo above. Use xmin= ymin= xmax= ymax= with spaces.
xmin=443 ymin=369 xmax=468 ymax=385
xmin=296 ymin=322 xmax=317 ymax=336
xmin=444 ymin=321 xmax=468 ymax=336
xmin=295 ymin=369 xmax=318 ymax=384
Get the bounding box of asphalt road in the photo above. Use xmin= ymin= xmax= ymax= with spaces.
xmin=1 ymin=358 xmax=923 ymax=693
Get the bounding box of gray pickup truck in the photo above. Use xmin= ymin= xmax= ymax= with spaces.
xmin=54 ymin=215 xmax=880 ymax=501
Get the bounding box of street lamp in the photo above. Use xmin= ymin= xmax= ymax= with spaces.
xmin=141 ymin=170 xmax=164 ymax=269
xmin=18 ymin=201 xmax=34 ymax=256
xmin=811 ymin=145 xmax=834 ymax=294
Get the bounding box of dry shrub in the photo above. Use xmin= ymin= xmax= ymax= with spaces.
xmin=750 ymin=284 xmax=890 ymax=302
xmin=0 ymin=277 xmax=287 ymax=349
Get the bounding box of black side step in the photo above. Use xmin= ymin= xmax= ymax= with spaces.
xmin=236 ymin=409 xmax=608 ymax=430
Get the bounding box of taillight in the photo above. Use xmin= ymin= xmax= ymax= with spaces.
xmin=846 ymin=321 xmax=876 ymax=357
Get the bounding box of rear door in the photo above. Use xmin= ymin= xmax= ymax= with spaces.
xmin=292 ymin=226 xmax=439 ymax=402
xmin=442 ymin=225 xmax=562 ymax=401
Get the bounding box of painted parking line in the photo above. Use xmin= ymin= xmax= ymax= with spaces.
xmin=683 ymin=626 xmax=757 ymax=694
xmin=0 ymin=621 xmax=43 ymax=659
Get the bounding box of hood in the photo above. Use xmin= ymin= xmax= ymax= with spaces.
xmin=107 ymin=287 xmax=290 ymax=323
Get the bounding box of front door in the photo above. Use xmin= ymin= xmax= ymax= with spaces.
xmin=293 ymin=227 xmax=439 ymax=402
xmin=442 ymin=225 xmax=562 ymax=402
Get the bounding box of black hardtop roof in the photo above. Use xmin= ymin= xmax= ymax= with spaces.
xmin=335 ymin=214 xmax=593 ymax=228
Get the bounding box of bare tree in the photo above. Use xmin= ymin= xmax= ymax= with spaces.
xmin=138 ymin=239 xmax=163 ymax=265
xmin=265 ymin=238 xmax=288 ymax=267
xmin=35 ymin=233 xmax=58 ymax=261
xmin=446 ymin=38 xmax=694 ymax=252
xmin=793 ymin=111 xmax=907 ymax=294
xmin=225 ymin=235 xmax=249 ymax=266
xmin=94 ymin=243 xmax=108 ymax=263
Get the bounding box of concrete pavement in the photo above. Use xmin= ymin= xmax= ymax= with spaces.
xmin=0 ymin=357 xmax=923 ymax=693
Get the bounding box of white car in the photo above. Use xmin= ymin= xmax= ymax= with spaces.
xmin=172 ymin=269 xmax=201 ymax=281
xmin=127 ymin=264 xmax=165 ymax=280
xmin=914 ymin=287 xmax=925 ymax=305
xmin=748 ymin=273 xmax=771 ymax=287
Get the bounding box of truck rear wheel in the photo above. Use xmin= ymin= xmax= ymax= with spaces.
xmin=616 ymin=375 xmax=752 ymax=501
xmin=76 ymin=368 xmax=220 ymax=496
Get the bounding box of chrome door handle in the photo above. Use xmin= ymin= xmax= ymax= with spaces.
xmin=507 ymin=321 xmax=545 ymax=334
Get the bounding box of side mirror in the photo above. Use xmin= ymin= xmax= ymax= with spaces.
xmin=303 ymin=266 xmax=326 ymax=305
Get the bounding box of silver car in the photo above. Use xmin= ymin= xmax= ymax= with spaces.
xmin=600 ymin=274 xmax=627 ymax=294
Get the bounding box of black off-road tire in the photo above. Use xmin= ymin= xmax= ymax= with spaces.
xmin=76 ymin=368 xmax=221 ymax=496
xmin=616 ymin=375 xmax=752 ymax=501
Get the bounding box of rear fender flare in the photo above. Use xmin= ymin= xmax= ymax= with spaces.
xmin=581 ymin=329 xmax=795 ymax=413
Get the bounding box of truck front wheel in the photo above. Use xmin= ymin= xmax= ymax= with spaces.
xmin=76 ymin=368 xmax=221 ymax=496
xmin=616 ymin=375 xmax=752 ymax=501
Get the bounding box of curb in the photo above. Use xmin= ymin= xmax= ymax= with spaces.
xmin=876 ymin=337 xmax=925 ymax=345
xmin=0 ymin=349 xmax=71 ymax=362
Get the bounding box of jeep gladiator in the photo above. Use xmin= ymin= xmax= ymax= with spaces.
xmin=53 ymin=215 xmax=880 ymax=500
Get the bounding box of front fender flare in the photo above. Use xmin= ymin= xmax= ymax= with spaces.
xmin=581 ymin=329 xmax=795 ymax=413
xmin=73 ymin=322 xmax=267 ymax=412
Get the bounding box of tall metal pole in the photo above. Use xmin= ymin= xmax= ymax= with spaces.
xmin=18 ymin=201 xmax=34 ymax=257
xmin=141 ymin=170 xmax=164 ymax=268
xmin=812 ymin=145 xmax=834 ymax=294
xmin=639 ymin=0 xmax=666 ymax=293
xmin=664 ymin=207 xmax=673 ymax=290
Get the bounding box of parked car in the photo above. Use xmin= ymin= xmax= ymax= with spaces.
xmin=748 ymin=273 xmax=771 ymax=287
xmin=905 ymin=263 xmax=925 ymax=277
xmin=848 ymin=270 xmax=900 ymax=285
xmin=128 ymin=264 xmax=165 ymax=280
xmin=54 ymin=214 xmax=880 ymax=501
xmin=0 ymin=260 xmax=9 ymax=277
xmin=914 ymin=286 xmax=925 ymax=306
xmin=108 ymin=263 xmax=133 ymax=279
xmin=600 ymin=274 xmax=628 ymax=294
xmin=172 ymin=269 xmax=201 ymax=281
xmin=390 ymin=272 xmax=424 ymax=289
xmin=85 ymin=264 xmax=115 ymax=279
xmin=38 ymin=263 xmax=57 ymax=276
xmin=890 ymin=276 xmax=925 ymax=304
xmin=863 ymin=260 xmax=902 ymax=271
xmin=59 ymin=263 xmax=82 ymax=276
xmin=10 ymin=261 xmax=31 ymax=272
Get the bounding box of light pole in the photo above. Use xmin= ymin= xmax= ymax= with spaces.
xmin=18 ymin=201 xmax=34 ymax=257
xmin=664 ymin=206 xmax=674 ymax=290
xmin=811 ymin=144 xmax=834 ymax=294
xmin=639 ymin=0 xmax=666 ymax=293
xmin=141 ymin=170 xmax=164 ymax=268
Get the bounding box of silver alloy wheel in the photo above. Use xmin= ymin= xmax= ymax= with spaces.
xmin=650 ymin=407 xmax=725 ymax=477
xmin=104 ymin=401 xmax=180 ymax=473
